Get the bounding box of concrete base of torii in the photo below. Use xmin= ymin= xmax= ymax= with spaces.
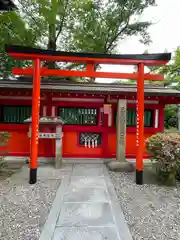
xmin=107 ymin=161 xmax=134 ymax=172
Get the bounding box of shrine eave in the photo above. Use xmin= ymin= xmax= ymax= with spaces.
xmin=0 ymin=80 xmax=180 ymax=97
xmin=6 ymin=45 xmax=171 ymax=65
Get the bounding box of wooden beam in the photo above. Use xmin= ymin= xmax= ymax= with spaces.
xmin=12 ymin=67 xmax=164 ymax=81
xmin=9 ymin=52 xmax=169 ymax=66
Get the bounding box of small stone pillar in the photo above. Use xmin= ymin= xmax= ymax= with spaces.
xmin=116 ymin=99 xmax=127 ymax=162
xmin=107 ymin=99 xmax=133 ymax=172
xmin=55 ymin=124 xmax=63 ymax=168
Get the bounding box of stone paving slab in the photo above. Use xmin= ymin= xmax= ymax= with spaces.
xmin=63 ymin=186 xmax=109 ymax=203
xmin=57 ymin=202 xmax=115 ymax=227
xmin=73 ymin=164 xmax=104 ymax=169
xmin=53 ymin=227 xmax=120 ymax=240
xmin=72 ymin=164 xmax=105 ymax=176
xmin=69 ymin=176 xmax=106 ymax=189
xmin=40 ymin=163 xmax=132 ymax=240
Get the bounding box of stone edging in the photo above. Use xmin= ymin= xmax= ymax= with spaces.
xmin=103 ymin=166 xmax=133 ymax=240
xmin=39 ymin=174 xmax=71 ymax=240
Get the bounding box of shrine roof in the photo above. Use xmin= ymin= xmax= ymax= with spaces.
xmin=0 ymin=78 xmax=180 ymax=97
xmin=0 ymin=0 xmax=17 ymax=11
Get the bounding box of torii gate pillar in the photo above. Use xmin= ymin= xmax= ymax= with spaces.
xmin=136 ymin=63 xmax=144 ymax=184
xmin=29 ymin=59 xmax=41 ymax=184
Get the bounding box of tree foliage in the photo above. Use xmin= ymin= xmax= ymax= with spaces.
xmin=0 ymin=0 xmax=156 ymax=77
xmin=155 ymin=47 xmax=180 ymax=89
xmin=164 ymin=105 xmax=177 ymax=129
xmin=153 ymin=48 xmax=180 ymax=129
xmin=0 ymin=11 xmax=37 ymax=78
xmin=112 ymin=47 xmax=180 ymax=129
xmin=69 ymin=0 xmax=155 ymax=53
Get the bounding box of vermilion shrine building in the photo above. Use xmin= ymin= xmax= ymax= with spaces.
xmin=2 ymin=45 xmax=178 ymax=184
xmin=0 ymin=79 xmax=180 ymax=159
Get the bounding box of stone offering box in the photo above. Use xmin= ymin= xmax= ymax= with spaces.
xmin=24 ymin=116 xmax=64 ymax=168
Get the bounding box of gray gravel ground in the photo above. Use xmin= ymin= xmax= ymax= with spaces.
xmin=109 ymin=171 xmax=180 ymax=240
xmin=0 ymin=164 xmax=67 ymax=240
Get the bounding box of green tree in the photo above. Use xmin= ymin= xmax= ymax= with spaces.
xmin=156 ymin=47 xmax=180 ymax=88
xmin=112 ymin=48 xmax=180 ymax=129
xmin=144 ymin=47 xmax=180 ymax=129
xmin=17 ymin=0 xmax=156 ymax=62
xmin=164 ymin=105 xmax=177 ymax=129
xmin=69 ymin=0 xmax=156 ymax=81
xmin=1 ymin=0 xmax=157 ymax=78
xmin=0 ymin=11 xmax=37 ymax=78
xmin=69 ymin=0 xmax=155 ymax=53
xmin=157 ymin=47 xmax=180 ymax=129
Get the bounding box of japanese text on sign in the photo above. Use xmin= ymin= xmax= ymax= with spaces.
xmin=136 ymin=100 xmax=139 ymax=147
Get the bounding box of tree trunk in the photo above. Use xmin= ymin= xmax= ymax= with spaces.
xmin=47 ymin=24 xmax=56 ymax=69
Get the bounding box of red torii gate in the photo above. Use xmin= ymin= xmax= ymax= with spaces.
xmin=6 ymin=45 xmax=171 ymax=184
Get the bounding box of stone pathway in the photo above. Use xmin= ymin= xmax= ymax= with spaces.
xmin=40 ymin=164 xmax=132 ymax=240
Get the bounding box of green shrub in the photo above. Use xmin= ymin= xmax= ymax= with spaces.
xmin=146 ymin=132 xmax=180 ymax=186
xmin=0 ymin=132 xmax=11 ymax=146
